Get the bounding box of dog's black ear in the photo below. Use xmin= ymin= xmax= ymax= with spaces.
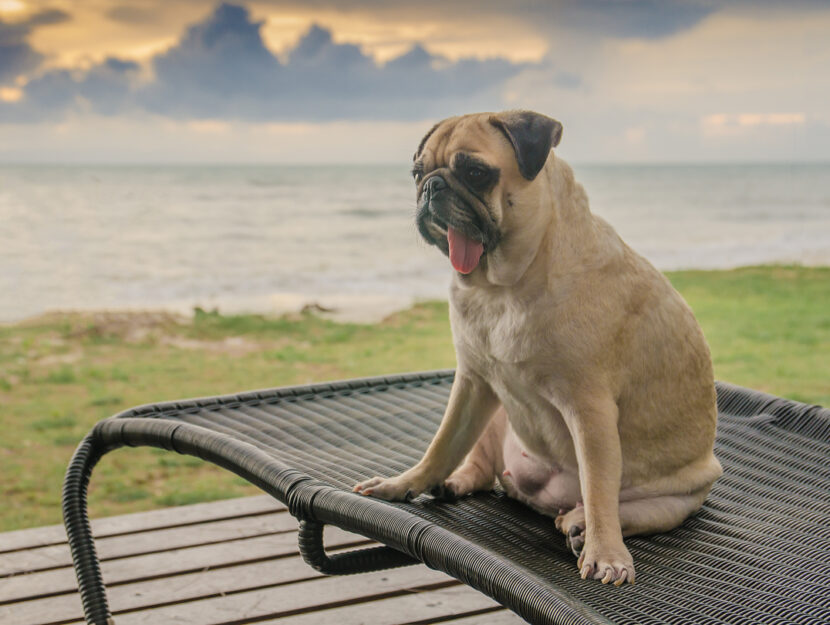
xmin=489 ymin=111 xmax=563 ymax=180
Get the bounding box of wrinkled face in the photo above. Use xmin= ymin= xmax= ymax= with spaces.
xmin=412 ymin=111 xmax=563 ymax=283
xmin=413 ymin=115 xmax=512 ymax=275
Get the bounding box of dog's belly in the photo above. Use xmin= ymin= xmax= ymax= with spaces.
xmin=488 ymin=366 xmax=576 ymax=459
xmin=499 ymin=422 xmax=581 ymax=514
xmin=486 ymin=368 xmax=582 ymax=514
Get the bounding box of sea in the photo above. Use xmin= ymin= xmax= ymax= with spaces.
xmin=2 ymin=162 xmax=829 ymax=323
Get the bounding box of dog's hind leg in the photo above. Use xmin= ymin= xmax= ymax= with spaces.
xmin=441 ymin=406 xmax=507 ymax=498
xmin=619 ymin=488 xmax=712 ymax=537
xmin=556 ymin=486 xmax=712 ymax=562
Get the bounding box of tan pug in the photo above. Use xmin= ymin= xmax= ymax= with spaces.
xmin=354 ymin=110 xmax=722 ymax=586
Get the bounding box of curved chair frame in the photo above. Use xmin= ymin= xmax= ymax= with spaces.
xmin=63 ymin=371 xmax=830 ymax=625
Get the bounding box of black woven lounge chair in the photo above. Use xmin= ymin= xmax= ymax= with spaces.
xmin=63 ymin=370 xmax=830 ymax=625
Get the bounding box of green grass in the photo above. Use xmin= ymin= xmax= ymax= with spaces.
xmin=667 ymin=265 xmax=830 ymax=405
xmin=0 ymin=266 xmax=827 ymax=532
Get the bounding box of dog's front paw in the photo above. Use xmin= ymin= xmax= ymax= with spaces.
xmin=353 ymin=471 xmax=430 ymax=502
xmin=577 ymin=541 xmax=635 ymax=586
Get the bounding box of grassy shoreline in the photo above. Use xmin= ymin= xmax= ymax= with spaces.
xmin=1 ymin=265 xmax=828 ymax=531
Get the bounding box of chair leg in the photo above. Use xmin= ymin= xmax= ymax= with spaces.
xmin=62 ymin=433 xmax=116 ymax=625
xmin=297 ymin=519 xmax=419 ymax=574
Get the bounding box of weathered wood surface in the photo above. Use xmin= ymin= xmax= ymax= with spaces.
xmin=1 ymin=496 xmax=523 ymax=625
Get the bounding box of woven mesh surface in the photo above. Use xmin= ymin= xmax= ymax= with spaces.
xmin=106 ymin=371 xmax=830 ymax=625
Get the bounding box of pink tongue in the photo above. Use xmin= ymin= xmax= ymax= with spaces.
xmin=447 ymin=227 xmax=484 ymax=274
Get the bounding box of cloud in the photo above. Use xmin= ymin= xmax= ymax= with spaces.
xmin=245 ymin=0 xmax=716 ymax=41
xmin=1 ymin=55 xmax=140 ymax=122
xmin=142 ymin=3 xmax=527 ymax=120
xmin=218 ymin=0 xmax=714 ymax=40
xmin=701 ymin=112 xmax=807 ymax=138
xmin=105 ymin=5 xmax=157 ymax=24
xmin=0 ymin=8 xmax=70 ymax=85
xmin=558 ymin=0 xmax=714 ymax=39
xmin=1 ymin=2 xmax=528 ymax=122
xmin=2 ymin=1 xmax=827 ymax=163
xmin=552 ymin=70 xmax=582 ymax=89
xmin=141 ymin=3 xmax=282 ymax=118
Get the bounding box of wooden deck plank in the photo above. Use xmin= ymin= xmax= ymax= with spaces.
xmin=450 ymin=610 xmax=526 ymax=624
xmin=2 ymin=528 xmax=371 ymax=604
xmin=253 ymin=585 xmax=509 ymax=625
xmin=1 ymin=510 xmax=298 ymax=576
xmin=7 ymin=557 xmax=321 ymax=625
xmin=2 ymin=496 xmax=524 ymax=625
xmin=10 ymin=557 xmax=474 ymax=625
xmin=63 ymin=566 xmax=456 ymax=625
xmin=0 ymin=496 xmax=282 ymax=553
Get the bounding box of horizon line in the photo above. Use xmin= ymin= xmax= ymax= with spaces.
xmin=1 ymin=159 xmax=829 ymax=167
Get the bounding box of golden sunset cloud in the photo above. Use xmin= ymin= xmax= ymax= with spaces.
xmin=19 ymin=0 xmax=546 ymax=69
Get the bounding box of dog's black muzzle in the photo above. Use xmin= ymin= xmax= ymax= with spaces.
xmin=423 ymin=174 xmax=448 ymax=197
xmin=415 ymin=171 xmax=499 ymax=256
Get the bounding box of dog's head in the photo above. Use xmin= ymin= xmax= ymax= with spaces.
xmin=413 ymin=110 xmax=563 ymax=284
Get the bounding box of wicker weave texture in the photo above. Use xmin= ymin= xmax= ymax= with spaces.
xmin=74 ymin=371 xmax=830 ymax=625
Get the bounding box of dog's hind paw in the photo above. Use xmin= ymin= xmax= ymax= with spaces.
xmin=555 ymin=505 xmax=587 ymax=557
xmin=566 ymin=525 xmax=585 ymax=557
xmin=442 ymin=462 xmax=495 ymax=498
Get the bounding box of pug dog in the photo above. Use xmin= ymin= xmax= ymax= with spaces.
xmin=354 ymin=110 xmax=722 ymax=586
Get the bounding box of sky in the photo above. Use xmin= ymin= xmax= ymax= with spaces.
xmin=1 ymin=0 xmax=829 ymax=163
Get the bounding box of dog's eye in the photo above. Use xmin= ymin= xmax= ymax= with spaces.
xmin=412 ymin=170 xmax=423 ymax=183
xmin=465 ymin=167 xmax=489 ymax=186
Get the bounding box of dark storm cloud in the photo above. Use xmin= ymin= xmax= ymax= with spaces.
xmin=141 ymin=3 xmax=282 ymax=118
xmin=1 ymin=2 xmax=529 ymax=122
xmin=140 ymin=3 xmax=526 ymax=120
xmin=0 ymin=9 xmax=70 ymax=85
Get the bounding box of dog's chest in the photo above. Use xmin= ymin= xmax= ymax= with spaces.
xmin=452 ymin=294 xmax=541 ymax=365
xmin=451 ymin=289 xmax=578 ymax=466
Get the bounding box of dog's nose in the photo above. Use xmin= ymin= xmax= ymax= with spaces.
xmin=423 ymin=175 xmax=447 ymax=196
